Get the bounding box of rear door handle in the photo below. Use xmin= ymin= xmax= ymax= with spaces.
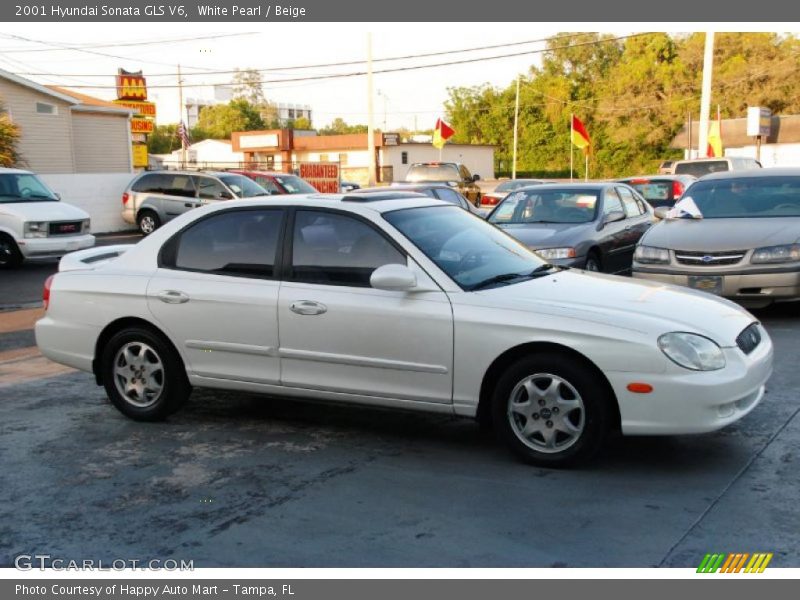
xmin=157 ymin=290 xmax=190 ymax=304
xmin=290 ymin=300 xmax=327 ymax=316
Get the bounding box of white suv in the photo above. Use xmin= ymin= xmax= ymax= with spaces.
xmin=0 ymin=168 xmax=94 ymax=268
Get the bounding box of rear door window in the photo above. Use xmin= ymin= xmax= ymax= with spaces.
xmin=132 ymin=173 xmax=168 ymax=193
xmin=616 ymin=186 xmax=643 ymax=217
xmin=603 ymin=189 xmax=625 ymax=216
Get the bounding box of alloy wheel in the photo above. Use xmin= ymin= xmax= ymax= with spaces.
xmin=113 ymin=342 xmax=165 ymax=408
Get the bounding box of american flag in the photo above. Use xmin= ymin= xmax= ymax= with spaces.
xmin=177 ymin=121 xmax=191 ymax=148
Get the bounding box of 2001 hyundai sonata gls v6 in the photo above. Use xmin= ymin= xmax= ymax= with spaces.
xmin=36 ymin=194 xmax=773 ymax=467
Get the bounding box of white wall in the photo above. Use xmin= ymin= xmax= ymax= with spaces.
xmin=40 ymin=173 xmax=136 ymax=233
xmin=166 ymin=140 xmax=244 ymax=167
xmin=724 ymin=143 xmax=800 ymax=168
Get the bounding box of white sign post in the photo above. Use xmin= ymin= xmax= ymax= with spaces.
xmin=747 ymin=107 xmax=772 ymax=162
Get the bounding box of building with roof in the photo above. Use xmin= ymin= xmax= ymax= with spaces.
xmin=158 ymin=138 xmax=245 ymax=169
xmin=670 ymin=114 xmax=800 ymax=167
xmin=231 ymin=129 xmax=495 ymax=185
xmin=0 ymin=68 xmax=134 ymax=173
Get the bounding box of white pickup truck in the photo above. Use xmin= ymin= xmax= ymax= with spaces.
xmin=0 ymin=168 xmax=94 ymax=268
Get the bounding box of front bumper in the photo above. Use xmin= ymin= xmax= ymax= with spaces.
xmin=17 ymin=234 xmax=95 ymax=259
xmin=633 ymin=266 xmax=800 ymax=304
xmin=607 ymin=327 xmax=773 ymax=435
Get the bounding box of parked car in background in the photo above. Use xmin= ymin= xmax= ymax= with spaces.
xmin=633 ymin=169 xmax=800 ymax=308
xmin=340 ymin=181 xmax=361 ymax=193
xmin=121 ymin=170 xmax=271 ymax=235
xmin=617 ymin=175 xmax=696 ymax=208
xmin=487 ymin=182 xmax=653 ymax=273
xmin=481 ymin=178 xmax=546 ymax=209
xmin=0 ymin=168 xmax=94 ymax=268
xmin=356 ymin=183 xmax=483 ymax=215
xmin=404 ymin=162 xmax=482 ymax=206
xmin=669 ymin=157 xmax=762 ymax=177
xmin=657 ymin=160 xmax=675 ymax=174
xmin=37 ymin=193 xmax=772 ymax=467
xmin=229 ymin=170 xmax=318 ymax=195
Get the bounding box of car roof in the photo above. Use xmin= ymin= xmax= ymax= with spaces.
xmin=510 ymin=182 xmax=613 ymax=192
xmin=698 ymin=167 xmax=800 ymax=181
xmin=197 ymin=193 xmax=446 ymax=215
xmin=0 ymin=167 xmax=33 ymax=175
xmin=228 ymin=170 xmax=293 ymax=177
xmin=358 ymin=184 xmax=452 ymax=193
xmin=618 ymin=174 xmax=695 ymax=182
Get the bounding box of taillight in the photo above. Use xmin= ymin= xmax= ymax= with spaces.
xmin=672 ymin=180 xmax=685 ymax=199
xmin=122 ymin=192 xmax=130 ymax=205
xmin=43 ymin=274 xmax=55 ymax=311
xmin=483 ymin=195 xmax=499 ymax=206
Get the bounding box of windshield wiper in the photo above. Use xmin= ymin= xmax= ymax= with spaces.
xmin=469 ymin=272 xmax=530 ymax=291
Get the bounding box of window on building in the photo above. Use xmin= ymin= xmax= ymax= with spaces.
xmin=401 ymin=151 xmax=408 ymax=165
xmin=35 ymin=102 xmax=56 ymax=115
xmin=288 ymin=109 xmax=296 ymax=119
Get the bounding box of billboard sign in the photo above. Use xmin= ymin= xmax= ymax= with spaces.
xmin=114 ymin=99 xmax=156 ymax=117
xmin=130 ymin=117 xmax=154 ymax=134
xmin=747 ymin=107 xmax=771 ymax=137
xmin=300 ymin=162 xmax=340 ymax=193
xmin=116 ymin=69 xmax=147 ymax=101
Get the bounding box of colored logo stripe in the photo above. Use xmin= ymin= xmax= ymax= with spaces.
xmin=697 ymin=553 xmax=773 ymax=573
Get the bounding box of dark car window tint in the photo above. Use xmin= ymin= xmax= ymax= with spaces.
xmin=161 ymin=175 xmax=196 ymax=198
xmin=195 ymin=177 xmax=228 ymax=200
xmin=603 ymin=189 xmax=624 ymax=215
xmin=174 ymin=210 xmax=283 ymax=278
xmin=617 ymin=186 xmax=643 ymax=217
xmin=435 ymin=187 xmax=467 ymax=207
xmin=291 ymin=210 xmax=405 ymax=287
xmin=674 ymin=161 xmax=729 ymax=177
xmin=131 ymin=173 xmax=166 ymax=193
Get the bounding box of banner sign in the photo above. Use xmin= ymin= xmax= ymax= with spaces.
xmin=300 ymin=162 xmax=340 ymax=193
xmin=114 ymin=99 xmax=157 ymax=117
xmin=132 ymin=143 xmax=148 ymax=167
xmin=130 ymin=117 xmax=154 ymax=134
xmin=116 ymin=69 xmax=148 ymax=101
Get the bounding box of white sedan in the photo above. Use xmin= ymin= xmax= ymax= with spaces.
xmin=36 ymin=193 xmax=773 ymax=467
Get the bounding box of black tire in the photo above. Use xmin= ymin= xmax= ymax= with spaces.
xmin=101 ymin=326 xmax=191 ymax=421
xmin=584 ymin=251 xmax=602 ymax=273
xmin=491 ymin=353 xmax=612 ymax=468
xmin=137 ymin=210 xmax=160 ymax=236
xmin=0 ymin=233 xmax=23 ymax=269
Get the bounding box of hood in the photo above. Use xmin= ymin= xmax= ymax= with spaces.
xmin=496 ymin=222 xmax=594 ymax=249
xmin=642 ymin=217 xmax=800 ymax=251
xmin=475 ymin=269 xmax=755 ymax=347
xmin=0 ymin=201 xmax=90 ymax=222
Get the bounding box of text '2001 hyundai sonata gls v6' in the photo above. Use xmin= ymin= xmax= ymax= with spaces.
xmin=36 ymin=193 xmax=773 ymax=467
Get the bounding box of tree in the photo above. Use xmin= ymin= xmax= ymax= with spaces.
xmin=195 ymin=99 xmax=265 ymax=139
xmin=291 ymin=116 xmax=312 ymax=130
xmin=146 ymin=124 xmax=180 ymax=154
xmin=231 ymin=68 xmax=266 ymax=105
xmin=0 ymin=104 xmax=21 ymax=167
xmin=318 ymin=118 xmax=368 ymax=135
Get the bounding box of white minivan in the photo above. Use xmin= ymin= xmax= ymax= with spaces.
xmin=0 ymin=168 xmax=94 ymax=268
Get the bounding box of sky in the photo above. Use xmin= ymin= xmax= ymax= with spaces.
xmin=0 ymin=23 xmax=792 ymax=131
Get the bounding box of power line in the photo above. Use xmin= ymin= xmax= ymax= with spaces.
xmin=0 ymin=31 xmax=259 ymax=53
xmin=26 ymin=33 xmax=654 ymax=90
xmin=5 ymin=31 xmax=622 ymax=78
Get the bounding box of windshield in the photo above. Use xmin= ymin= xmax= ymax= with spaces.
xmin=219 ymin=175 xmax=270 ymax=198
xmin=406 ymin=164 xmax=461 ymax=182
xmin=384 ymin=205 xmax=547 ymax=290
xmin=495 ymin=180 xmax=542 ymax=193
xmin=674 ymin=161 xmax=729 ymax=177
xmin=683 ymin=176 xmax=800 ymax=218
xmin=274 ymin=175 xmax=317 ymax=194
xmin=625 ymin=180 xmax=674 ymax=202
xmin=0 ymin=173 xmax=58 ymax=203
xmin=489 ymin=189 xmax=598 ymax=224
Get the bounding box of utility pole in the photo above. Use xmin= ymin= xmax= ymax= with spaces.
xmin=366 ymin=33 xmax=377 ymax=186
xmin=686 ymin=111 xmax=693 ymax=159
xmin=698 ymin=32 xmax=715 ymax=158
xmin=512 ymin=75 xmax=520 ymax=179
xmin=178 ymin=63 xmax=186 ymax=168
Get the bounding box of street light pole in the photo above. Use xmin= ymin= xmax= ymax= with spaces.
xmin=512 ymin=75 xmax=520 ymax=179
xmin=366 ymin=33 xmax=377 ymax=186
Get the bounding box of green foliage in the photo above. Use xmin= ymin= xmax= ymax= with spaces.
xmin=445 ymin=32 xmax=800 ymax=178
xmin=0 ymin=102 xmax=21 ymax=167
xmin=194 ymin=99 xmax=265 ymax=140
xmin=318 ymin=118 xmax=368 ymax=135
xmin=146 ymin=124 xmax=180 ymax=154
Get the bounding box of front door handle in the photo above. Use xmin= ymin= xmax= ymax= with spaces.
xmin=157 ymin=290 xmax=190 ymax=304
xmin=290 ymin=300 xmax=327 ymax=316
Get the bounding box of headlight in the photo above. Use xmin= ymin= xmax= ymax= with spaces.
xmin=658 ymin=332 xmax=726 ymax=371
xmin=24 ymin=222 xmax=48 ymax=238
xmin=751 ymin=243 xmax=800 ymax=264
xmin=634 ymin=245 xmax=670 ymax=264
xmin=535 ymin=247 xmax=576 ymax=260
xmin=81 ymin=219 xmax=91 ymax=233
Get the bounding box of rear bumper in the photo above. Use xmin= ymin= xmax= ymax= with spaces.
xmin=35 ymin=315 xmax=98 ymax=373
xmin=17 ymin=234 xmax=95 ymax=259
xmin=608 ymin=330 xmax=773 ymax=435
xmin=633 ymin=267 xmax=800 ymax=304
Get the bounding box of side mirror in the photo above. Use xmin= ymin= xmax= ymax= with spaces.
xmin=472 ymin=174 xmax=481 ymax=182
xmin=54 ymin=192 xmax=61 ymax=201
xmin=603 ymin=210 xmax=625 ymax=225
xmin=654 ymin=206 xmax=669 ymax=220
xmin=370 ymin=264 xmax=417 ymax=292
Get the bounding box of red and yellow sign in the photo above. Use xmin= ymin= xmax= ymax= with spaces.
xmin=300 ymin=162 xmax=340 ymax=193
xmin=114 ymin=99 xmax=156 ymax=118
xmin=116 ymin=69 xmax=147 ymax=100
xmin=132 ymin=144 xmax=148 ymax=168
xmin=131 ymin=117 xmax=154 ymax=134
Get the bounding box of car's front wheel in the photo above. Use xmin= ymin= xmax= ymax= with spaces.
xmin=101 ymin=326 xmax=190 ymax=421
xmin=0 ymin=234 xmax=23 ymax=269
xmin=492 ymin=354 xmax=612 ymax=467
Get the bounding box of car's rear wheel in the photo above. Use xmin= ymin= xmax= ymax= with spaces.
xmin=492 ymin=354 xmax=611 ymax=467
xmin=0 ymin=234 xmax=23 ymax=269
xmin=137 ymin=210 xmax=160 ymax=235
xmin=101 ymin=327 xmax=190 ymax=421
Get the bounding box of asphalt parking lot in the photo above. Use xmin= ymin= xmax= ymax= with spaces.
xmin=0 ymin=253 xmax=798 ymax=568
